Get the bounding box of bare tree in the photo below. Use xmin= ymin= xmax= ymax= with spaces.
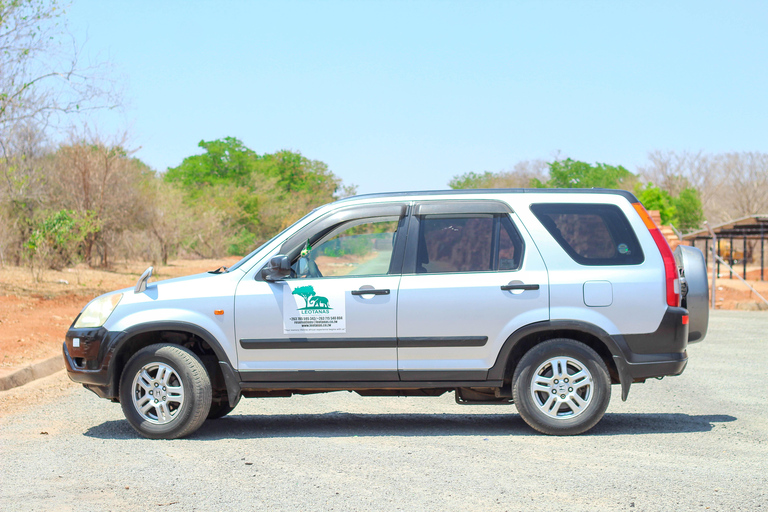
xmin=146 ymin=180 xmax=190 ymax=265
xmin=46 ymin=130 xmax=149 ymax=266
xmin=640 ymin=151 xmax=700 ymax=196
xmin=0 ymin=0 xmax=118 ymax=141
xmin=640 ymin=150 xmax=768 ymax=225
xmin=0 ymin=0 xmax=120 ymax=267
xmin=715 ymin=152 xmax=768 ymax=219
xmin=0 ymin=122 xmax=49 ymax=264
xmin=0 ymin=206 xmax=12 ymax=266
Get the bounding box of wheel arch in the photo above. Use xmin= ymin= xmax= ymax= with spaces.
xmin=489 ymin=320 xmax=630 ymax=392
xmin=108 ymin=321 xmax=238 ymax=403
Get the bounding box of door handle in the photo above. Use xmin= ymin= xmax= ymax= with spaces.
xmin=500 ymin=284 xmax=539 ymax=291
xmin=351 ymin=289 xmax=390 ymax=296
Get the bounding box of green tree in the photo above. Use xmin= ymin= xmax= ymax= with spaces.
xmin=163 ymin=137 xmax=258 ymax=194
xmin=25 ymin=209 xmax=99 ymax=279
xmin=291 ymin=285 xmax=316 ymax=309
xmin=672 ymin=187 xmax=704 ymax=233
xmin=259 ymin=150 xmax=339 ymax=194
xmin=166 ymin=137 xmax=347 ymax=255
xmin=636 ymin=182 xmax=704 ymax=233
xmin=532 ymin=159 xmax=638 ymax=190
xmin=448 ymin=160 xmax=548 ymax=190
xmin=449 ymin=171 xmax=497 ymax=189
xmin=636 ymin=183 xmax=677 ymax=225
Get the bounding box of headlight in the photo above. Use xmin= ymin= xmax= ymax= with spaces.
xmin=73 ymin=293 xmax=123 ymax=328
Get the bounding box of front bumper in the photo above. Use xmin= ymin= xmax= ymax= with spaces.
xmin=63 ymin=327 xmax=122 ymax=399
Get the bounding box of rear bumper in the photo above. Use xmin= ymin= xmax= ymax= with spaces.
xmin=623 ymin=307 xmax=689 ymax=355
xmin=624 ymin=352 xmax=688 ymax=381
xmin=617 ymin=306 xmax=690 ymax=382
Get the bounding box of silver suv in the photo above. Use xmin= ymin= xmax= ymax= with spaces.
xmin=64 ymin=189 xmax=709 ymax=438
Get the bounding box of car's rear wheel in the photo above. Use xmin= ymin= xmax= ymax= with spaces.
xmin=512 ymin=339 xmax=610 ymax=435
xmin=120 ymin=344 xmax=211 ymax=439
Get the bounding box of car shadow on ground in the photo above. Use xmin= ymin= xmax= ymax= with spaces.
xmin=83 ymin=412 xmax=736 ymax=440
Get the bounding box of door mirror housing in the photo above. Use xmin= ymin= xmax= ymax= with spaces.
xmin=261 ymin=255 xmax=291 ymax=281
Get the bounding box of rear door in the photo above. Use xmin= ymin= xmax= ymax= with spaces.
xmin=396 ymin=200 xmax=549 ymax=381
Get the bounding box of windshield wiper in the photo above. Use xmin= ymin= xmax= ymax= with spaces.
xmin=208 ymin=266 xmax=229 ymax=274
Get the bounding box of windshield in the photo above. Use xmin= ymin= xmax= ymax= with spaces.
xmin=225 ymin=208 xmax=321 ymax=272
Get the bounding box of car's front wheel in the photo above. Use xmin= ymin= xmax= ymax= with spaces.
xmin=119 ymin=344 xmax=212 ymax=439
xmin=512 ymin=339 xmax=610 ymax=435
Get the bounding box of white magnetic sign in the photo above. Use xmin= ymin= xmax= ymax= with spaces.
xmin=283 ymin=283 xmax=346 ymax=334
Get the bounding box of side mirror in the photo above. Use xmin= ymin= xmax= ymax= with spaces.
xmin=261 ymin=255 xmax=291 ymax=281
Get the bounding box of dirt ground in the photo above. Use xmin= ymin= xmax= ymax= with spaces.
xmin=709 ymin=273 xmax=768 ymax=310
xmin=0 ymin=257 xmax=240 ymax=368
xmin=1 ymin=258 xmax=766 ymax=370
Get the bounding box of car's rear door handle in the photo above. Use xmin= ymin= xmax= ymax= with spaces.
xmin=500 ymin=284 xmax=540 ymax=291
xmin=351 ymin=289 xmax=390 ymax=296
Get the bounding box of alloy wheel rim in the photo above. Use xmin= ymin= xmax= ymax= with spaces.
xmin=131 ymin=362 xmax=185 ymax=424
xmin=530 ymin=356 xmax=593 ymax=419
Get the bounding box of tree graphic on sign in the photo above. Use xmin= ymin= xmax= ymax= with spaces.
xmin=292 ymin=285 xmax=331 ymax=310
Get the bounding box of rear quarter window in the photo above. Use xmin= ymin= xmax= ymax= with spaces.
xmin=530 ymin=203 xmax=644 ymax=266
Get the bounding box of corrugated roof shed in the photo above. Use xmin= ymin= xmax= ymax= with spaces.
xmin=683 ymin=214 xmax=768 ymax=240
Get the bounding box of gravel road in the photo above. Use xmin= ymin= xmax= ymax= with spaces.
xmin=1 ymin=310 xmax=767 ymax=512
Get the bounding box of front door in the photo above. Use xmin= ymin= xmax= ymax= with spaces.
xmin=234 ymin=205 xmax=407 ymax=382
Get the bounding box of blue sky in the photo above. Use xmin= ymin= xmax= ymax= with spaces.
xmin=67 ymin=1 xmax=768 ymax=194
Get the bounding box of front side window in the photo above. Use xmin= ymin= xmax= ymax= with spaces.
xmin=292 ymin=217 xmax=400 ymax=278
xmin=531 ymin=203 xmax=644 ymax=266
xmin=416 ymin=214 xmax=524 ymax=273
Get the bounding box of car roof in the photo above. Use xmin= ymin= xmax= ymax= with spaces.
xmin=336 ymin=188 xmax=638 ymax=204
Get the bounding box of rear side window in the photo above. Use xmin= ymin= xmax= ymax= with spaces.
xmin=416 ymin=214 xmax=524 ymax=273
xmin=530 ymin=203 xmax=644 ymax=266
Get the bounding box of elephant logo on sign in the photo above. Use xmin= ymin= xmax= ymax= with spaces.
xmin=309 ymin=295 xmax=329 ymax=309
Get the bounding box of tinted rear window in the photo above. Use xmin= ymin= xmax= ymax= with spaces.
xmin=416 ymin=214 xmax=524 ymax=273
xmin=530 ymin=203 xmax=644 ymax=266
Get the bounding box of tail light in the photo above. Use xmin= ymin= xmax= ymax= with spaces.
xmin=632 ymin=202 xmax=680 ymax=307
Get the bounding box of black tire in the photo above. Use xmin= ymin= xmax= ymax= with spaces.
xmin=119 ymin=344 xmax=212 ymax=439
xmin=512 ymin=338 xmax=610 ymax=436
xmin=207 ymin=397 xmax=239 ymax=420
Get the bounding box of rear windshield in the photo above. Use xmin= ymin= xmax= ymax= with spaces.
xmin=530 ymin=203 xmax=644 ymax=266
